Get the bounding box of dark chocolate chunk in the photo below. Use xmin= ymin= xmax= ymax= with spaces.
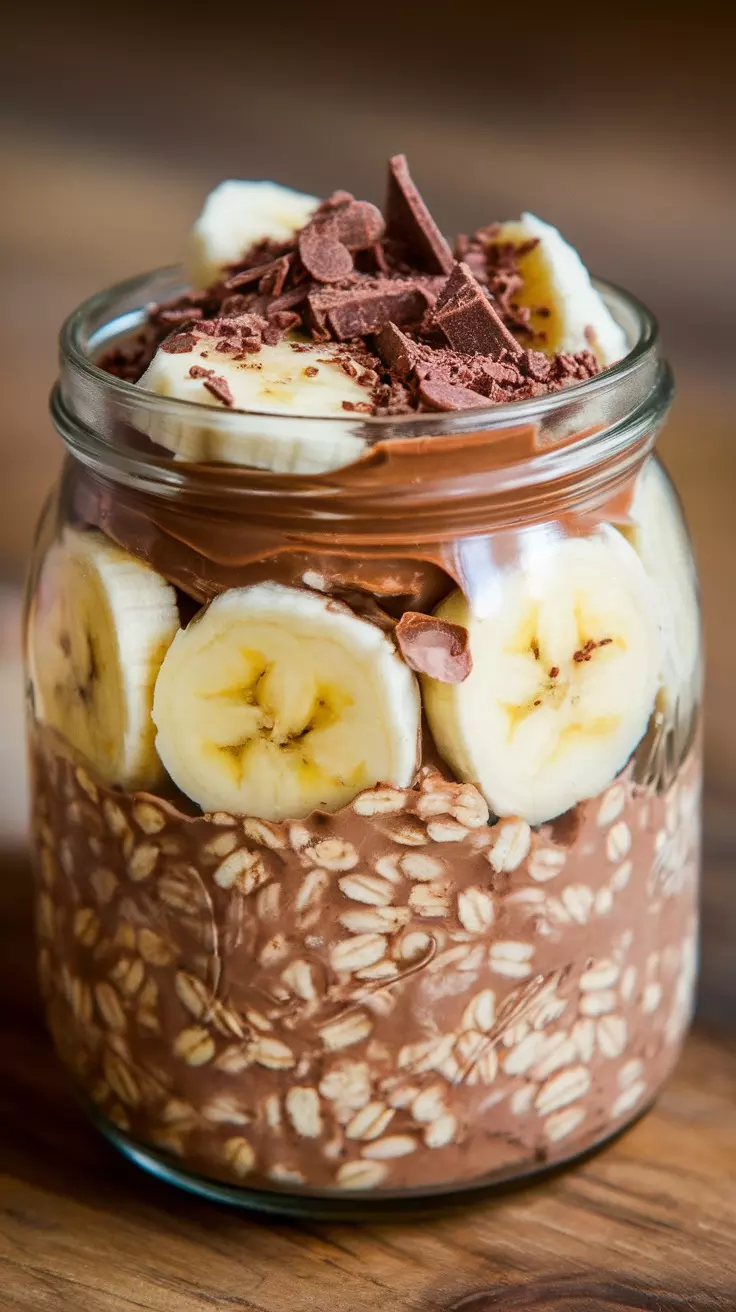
xmin=385 ymin=154 xmax=454 ymax=275
xmin=374 ymin=322 xmax=424 ymax=379
xmin=395 ymin=612 xmax=473 ymax=682
xmin=203 ymin=374 xmax=234 ymax=406
xmin=418 ymin=377 xmax=487 ymax=411
xmin=298 ymin=222 xmax=354 ymax=283
xmin=308 ymin=279 xmax=441 ymax=341
xmin=434 ymin=263 xmax=524 ymax=358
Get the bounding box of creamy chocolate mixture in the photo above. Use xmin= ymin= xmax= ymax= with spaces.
xmin=29 ymin=155 xmax=700 ymax=1200
xmin=33 ymin=731 xmax=698 ymax=1194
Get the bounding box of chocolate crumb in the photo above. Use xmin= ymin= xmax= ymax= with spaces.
xmin=161 ymin=332 xmax=197 ymax=354
xmin=203 ymin=375 xmax=234 ymax=406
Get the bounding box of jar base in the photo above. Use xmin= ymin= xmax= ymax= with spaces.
xmin=90 ymin=1103 xmax=653 ymax=1221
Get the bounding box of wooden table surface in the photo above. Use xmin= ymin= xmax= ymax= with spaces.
xmin=1 ymin=8 xmax=735 ymax=1308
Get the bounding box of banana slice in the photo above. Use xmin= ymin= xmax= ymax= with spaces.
xmin=187 ymin=180 xmax=319 ymax=289
xmin=137 ymin=335 xmax=372 ymax=472
xmin=422 ymin=529 xmax=661 ymax=825
xmin=489 ymin=213 xmax=628 ymax=366
xmin=28 ymin=528 xmax=180 ymax=788
xmin=152 ymin=583 xmax=421 ymax=820
xmin=622 ymin=458 xmax=701 ymax=780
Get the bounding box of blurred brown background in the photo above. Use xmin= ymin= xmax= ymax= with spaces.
xmin=0 ymin=2 xmax=734 ymax=1013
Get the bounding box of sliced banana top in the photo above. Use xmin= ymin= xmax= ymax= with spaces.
xmin=490 ymin=214 xmax=628 ymax=366
xmin=422 ymin=528 xmax=662 ymax=825
xmin=187 ymin=180 xmax=319 ymax=290
xmin=152 ymin=583 xmax=421 ymax=821
xmin=137 ymin=335 xmax=373 ymax=473
xmin=28 ymin=528 xmax=180 ymax=789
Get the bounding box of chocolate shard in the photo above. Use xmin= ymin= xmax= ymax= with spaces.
xmin=418 ymin=376 xmax=487 ymax=412
xmin=374 ymin=322 xmax=424 ymax=379
xmin=385 ymin=154 xmax=454 ymax=275
xmin=307 ymin=279 xmax=442 ymax=342
xmin=434 ymin=263 xmax=524 ymax=359
xmin=298 ymin=221 xmax=354 ymax=284
xmin=395 ymin=612 xmax=473 ymax=683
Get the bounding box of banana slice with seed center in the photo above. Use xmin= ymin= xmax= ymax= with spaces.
xmin=489 ymin=213 xmax=628 ymax=366
xmin=187 ymin=179 xmax=319 ymax=289
xmin=152 ymin=583 xmax=421 ymax=820
xmin=28 ymin=528 xmax=180 ymax=788
xmin=422 ymin=529 xmax=662 ymax=825
xmin=137 ymin=336 xmax=372 ymax=473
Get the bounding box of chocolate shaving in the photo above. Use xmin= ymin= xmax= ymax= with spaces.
xmin=298 ymin=221 xmax=354 ymax=284
xmin=385 ymin=154 xmax=454 ymax=275
xmin=395 ymin=612 xmax=472 ymax=682
xmin=334 ymin=200 xmax=386 ymax=251
xmin=224 ymin=254 xmax=293 ymax=294
xmin=434 ymin=263 xmax=524 ymax=359
xmin=202 ymin=375 xmax=234 ymax=406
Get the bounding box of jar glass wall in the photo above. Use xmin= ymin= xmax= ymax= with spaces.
xmin=25 ymin=271 xmax=701 ymax=1214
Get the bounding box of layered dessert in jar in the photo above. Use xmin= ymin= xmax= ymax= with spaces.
xmin=26 ymin=155 xmax=701 ymax=1209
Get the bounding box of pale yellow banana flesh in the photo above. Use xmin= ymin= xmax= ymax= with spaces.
xmin=187 ymin=179 xmax=319 ymax=289
xmin=28 ymin=528 xmax=180 ymax=789
xmin=152 ymin=583 xmax=421 ymax=821
xmin=422 ymin=529 xmax=662 ymax=825
xmin=137 ymin=337 xmax=372 ymax=473
xmin=488 ymin=214 xmax=628 ymax=365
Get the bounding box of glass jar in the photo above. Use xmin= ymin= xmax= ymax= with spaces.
xmin=25 ymin=268 xmax=701 ymax=1216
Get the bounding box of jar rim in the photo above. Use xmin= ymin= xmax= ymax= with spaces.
xmin=53 ymin=265 xmax=671 ymax=534
xmin=59 ymin=262 xmax=659 ymax=432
